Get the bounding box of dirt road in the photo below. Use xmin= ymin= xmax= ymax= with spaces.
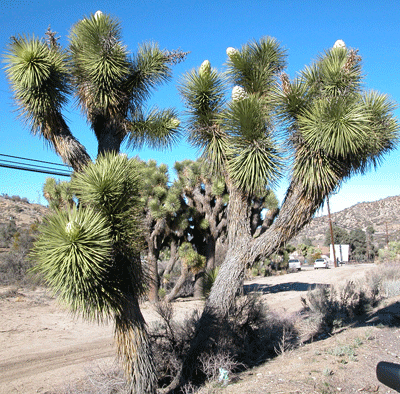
xmin=0 ymin=264 xmax=376 ymax=393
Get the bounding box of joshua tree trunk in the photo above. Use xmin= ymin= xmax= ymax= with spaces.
xmin=147 ymin=248 xmax=160 ymax=303
xmin=93 ymin=116 xmax=126 ymax=155
xmin=44 ymin=113 xmax=91 ymax=171
xmin=169 ymin=181 xmax=328 ymax=390
xmin=165 ymin=261 xmax=189 ymax=303
xmin=192 ymin=236 xmax=216 ymax=299
xmin=205 ymin=186 xmax=252 ymax=314
xmin=145 ymin=218 xmax=168 ymax=303
xmin=162 ymin=238 xmax=179 ymax=284
xmin=114 ymin=295 xmax=157 ymax=394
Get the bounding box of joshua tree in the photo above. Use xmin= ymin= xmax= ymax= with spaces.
xmin=174 ymin=37 xmax=398 ymax=388
xmin=31 ymin=153 xmax=157 ymax=393
xmin=4 ymin=11 xmax=184 ymax=169
xmin=5 ymin=11 xmax=186 ymax=394
xmin=137 ymin=159 xmax=190 ymax=303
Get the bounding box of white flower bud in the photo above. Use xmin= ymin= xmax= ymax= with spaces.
xmin=199 ymin=60 xmax=211 ymax=77
xmin=65 ymin=221 xmax=81 ymax=238
xmin=333 ymin=39 xmax=346 ymax=49
xmin=66 ymin=221 xmax=73 ymax=234
xmin=167 ymin=118 xmax=180 ymax=129
xmin=94 ymin=10 xmax=103 ymax=19
xmin=232 ymin=86 xmax=247 ymax=101
xmin=226 ymin=47 xmax=239 ymax=58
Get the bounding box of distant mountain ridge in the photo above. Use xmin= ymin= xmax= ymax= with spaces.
xmin=291 ymin=195 xmax=400 ymax=248
xmin=1 ymin=194 xmax=400 ymax=250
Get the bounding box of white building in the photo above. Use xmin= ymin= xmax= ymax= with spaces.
xmin=329 ymin=244 xmax=349 ymax=263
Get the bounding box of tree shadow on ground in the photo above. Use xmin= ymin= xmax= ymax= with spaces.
xmin=243 ymin=282 xmax=328 ymax=295
xmin=365 ymin=300 xmax=400 ymax=328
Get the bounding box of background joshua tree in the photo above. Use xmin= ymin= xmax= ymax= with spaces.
xmin=174 ymin=38 xmax=399 ymax=388
xmin=42 ymin=178 xmax=74 ymax=210
xmin=174 ymin=159 xmax=228 ymax=272
xmin=137 ymin=159 xmax=191 ymax=303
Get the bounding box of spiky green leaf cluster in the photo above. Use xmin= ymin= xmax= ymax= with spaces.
xmin=31 ymin=206 xmax=117 ymax=321
xmin=69 ymin=12 xmax=129 ymax=114
xmin=31 ymin=153 xmax=146 ymax=322
xmin=127 ymin=107 xmax=180 ymax=150
xmin=4 ymin=35 xmax=69 ymax=134
xmin=43 ymin=177 xmax=75 ymax=210
xmin=4 ymin=13 xmax=182 ymax=158
xmin=276 ymin=45 xmax=399 ymax=199
xmin=178 ymin=242 xmax=205 ymax=272
xmin=179 ymin=67 xmax=227 ymax=171
xmin=136 ymin=159 xmax=184 ymax=220
xmin=226 ymin=37 xmax=286 ymax=96
xmin=179 ymin=37 xmax=285 ymax=194
xmin=72 ymin=153 xmax=143 ymax=243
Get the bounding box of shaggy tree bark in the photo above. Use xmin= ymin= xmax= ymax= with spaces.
xmin=43 ymin=113 xmax=91 ymax=171
xmin=144 ymin=216 xmax=168 ymax=303
xmin=115 ymin=295 xmax=157 ymax=394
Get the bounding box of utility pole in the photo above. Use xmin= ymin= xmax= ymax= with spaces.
xmin=385 ymin=222 xmax=389 ymax=247
xmin=327 ymin=196 xmax=338 ymax=268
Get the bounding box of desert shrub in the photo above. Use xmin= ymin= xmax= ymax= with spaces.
xmin=0 ymin=224 xmax=40 ymax=286
xmin=300 ymin=280 xmax=374 ymax=339
xmin=251 ymin=267 xmax=259 ymax=276
xmin=150 ymin=301 xmax=200 ymax=387
xmin=366 ymin=262 xmax=400 ymax=299
xmin=0 ymin=220 xmax=17 ymax=248
xmin=51 ymin=362 xmax=129 ymax=394
xmin=0 ymin=252 xmax=33 ymax=285
xmin=219 ymin=295 xmax=298 ymax=367
xmin=199 ymin=350 xmax=243 ymax=383
xmin=150 ymin=293 xmax=298 ymax=390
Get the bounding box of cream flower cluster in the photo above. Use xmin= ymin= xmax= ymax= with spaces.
xmin=232 ymin=86 xmax=247 ymax=101
xmin=199 ymin=60 xmax=211 ymax=77
xmin=65 ymin=221 xmax=81 ymax=238
xmin=226 ymin=47 xmax=239 ymax=58
xmin=333 ymin=39 xmax=346 ymax=49
xmin=167 ymin=118 xmax=180 ymax=129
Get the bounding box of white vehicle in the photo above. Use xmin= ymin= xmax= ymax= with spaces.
xmin=314 ymin=258 xmax=329 ymax=269
xmin=288 ymin=259 xmax=302 ymax=271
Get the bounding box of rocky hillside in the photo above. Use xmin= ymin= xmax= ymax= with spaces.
xmin=1 ymin=194 xmax=400 ymax=250
xmin=0 ymin=196 xmax=47 ymax=229
xmin=291 ymin=195 xmax=400 ymax=248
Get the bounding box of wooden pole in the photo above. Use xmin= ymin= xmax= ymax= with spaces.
xmin=327 ymin=196 xmax=338 ymax=268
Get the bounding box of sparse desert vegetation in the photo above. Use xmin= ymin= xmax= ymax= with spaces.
xmin=2 ymin=262 xmax=400 ymax=393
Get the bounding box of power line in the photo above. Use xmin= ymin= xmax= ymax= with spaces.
xmin=0 ymin=153 xmax=72 ymax=177
xmin=0 ymin=162 xmax=71 ymax=177
xmin=0 ymin=153 xmax=71 ymax=168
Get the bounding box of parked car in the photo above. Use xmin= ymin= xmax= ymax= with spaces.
xmin=314 ymin=258 xmax=329 ymax=269
xmin=288 ymin=259 xmax=302 ymax=271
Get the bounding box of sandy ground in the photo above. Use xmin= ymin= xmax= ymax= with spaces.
xmin=0 ymin=264 xmax=377 ymax=394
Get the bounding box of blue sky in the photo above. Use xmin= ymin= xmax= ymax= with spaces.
xmin=1 ymin=0 xmax=399 ymax=213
